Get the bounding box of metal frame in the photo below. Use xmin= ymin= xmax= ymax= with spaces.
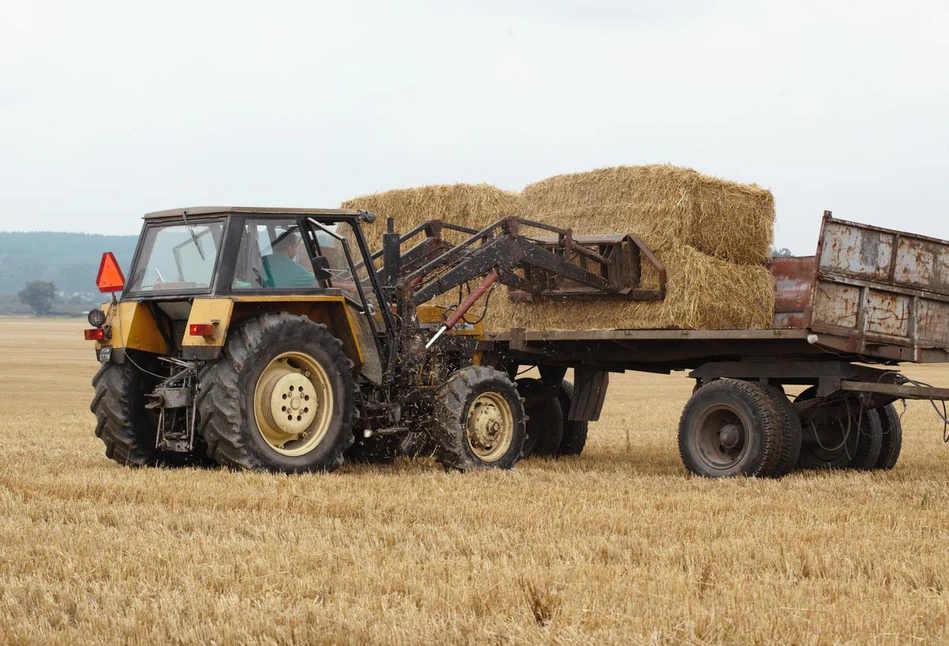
xmin=390 ymin=217 xmax=667 ymax=306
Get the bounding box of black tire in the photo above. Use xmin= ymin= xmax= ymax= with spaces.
xmin=795 ymin=387 xmax=882 ymax=471
xmin=433 ymin=366 xmax=526 ymax=471
xmin=345 ymin=431 xmax=403 ymax=464
xmin=677 ymin=379 xmax=783 ymax=478
xmin=875 ymin=403 xmax=903 ymax=470
xmin=516 ymin=378 xmax=564 ymax=458
xmin=196 ymin=313 xmax=355 ymax=473
xmin=557 ymin=381 xmax=589 ymax=457
xmin=761 ymin=386 xmax=803 ymax=477
xmin=848 ymin=409 xmax=883 ymax=470
xmin=91 ymin=354 xmax=161 ymax=467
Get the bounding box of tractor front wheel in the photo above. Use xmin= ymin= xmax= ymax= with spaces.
xmin=196 ymin=313 xmax=355 ymax=473
xmin=433 ymin=366 xmax=526 ymax=471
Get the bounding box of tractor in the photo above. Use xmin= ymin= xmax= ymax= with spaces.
xmin=85 ymin=207 xmax=653 ymax=472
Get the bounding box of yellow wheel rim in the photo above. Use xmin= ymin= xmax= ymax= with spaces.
xmin=465 ymin=392 xmax=514 ymax=462
xmin=253 ymin=351 xmax=333 ymax=456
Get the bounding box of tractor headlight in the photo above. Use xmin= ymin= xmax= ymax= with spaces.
xmin=88 ymin=308 xmax=106 ymax=328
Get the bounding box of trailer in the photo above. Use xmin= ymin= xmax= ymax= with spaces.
xmin=474 ymin=212 xmax=949 ymax=477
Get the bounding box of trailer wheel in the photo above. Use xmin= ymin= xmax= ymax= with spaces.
xmin=677 ymin=379 xmax=783 ymax=477
xmin=795 ymin=388 xmax=882 ymax=471
xmin=762 ymin=386 xmax=802 ymax=477
xmin=433 ymin=366 xmax=526 ymax=471
xmin=875 ymin=403 xmax=903 ymax=470
xmin=516 ymin=378 xmax=564 ymax=458
xmin=196 ymin=313 xmax=355 ymax=473
xmin=557 ymin=380 xmax=589 ymax=457
xmin=848 ymin=410 xmax=883 ymax=470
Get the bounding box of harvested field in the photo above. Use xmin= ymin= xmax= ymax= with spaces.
xmin=4 ymin=317 xmax=949 ymax=644
xmin=520 ymin=165 xmax=775 ymax=265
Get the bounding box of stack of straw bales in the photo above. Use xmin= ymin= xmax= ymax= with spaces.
xmin=492 ymin=165 xmax=776 ymax=330
xmin=341 ymin=166 xmax=776 ymax=331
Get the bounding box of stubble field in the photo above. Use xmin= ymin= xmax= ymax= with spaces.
xmin=2 ymin=318 xmax=949 ymax=645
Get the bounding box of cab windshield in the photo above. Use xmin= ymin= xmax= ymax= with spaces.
xmin=127 ymin=221 xmax=224 ymax=293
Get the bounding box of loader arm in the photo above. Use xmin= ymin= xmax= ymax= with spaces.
xmin=392 ymin=217 xmax=666 ymax=308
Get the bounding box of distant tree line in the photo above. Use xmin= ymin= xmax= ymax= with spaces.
xmin=0 ymin=231 xmax=136 ymax=296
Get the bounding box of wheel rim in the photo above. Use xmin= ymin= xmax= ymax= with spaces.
xmin=253 ymin=351 xmax=333 ymax=456
xmin=695 ymin=405 xmax=749 ymax=470
xmin=465 ymin=392 xmax=514 ymax=462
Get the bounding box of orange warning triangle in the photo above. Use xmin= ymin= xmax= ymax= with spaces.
xmin=96 ymin=252 xmax=125 ymax=293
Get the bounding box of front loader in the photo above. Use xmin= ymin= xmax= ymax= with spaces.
xmin=85 ymin=207 xmax=658 ymax=473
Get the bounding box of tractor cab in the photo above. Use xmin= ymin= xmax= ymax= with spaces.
xmin=124 ymin=206 xmax=379 ymax=306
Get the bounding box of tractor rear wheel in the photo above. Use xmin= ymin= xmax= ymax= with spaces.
xmin=875 ymin=403 xmax=903 ymax=470
xmin=91 ymin=353 xmax=161 ymax=467
xmin=557 ymin=380 xmax=589 ymax=457
xmin=517 ymin=378 xmax=564 ymax=458
xmin=433 ymin=366 xmax=526 ymax=471
xmin=678 ymin=379 xmax=783 ymax=477
xmin=196 ymin=313 xmax=355 ymax=473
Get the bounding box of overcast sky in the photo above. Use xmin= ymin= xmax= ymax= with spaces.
xmin=2 ymin=0 xmax=947 ymax=253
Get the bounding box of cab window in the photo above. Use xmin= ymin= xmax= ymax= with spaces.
xmin=232 ymin=220 xmax=317 ymax=289
xmin=305 ymin=222 xmax=377 ymax=309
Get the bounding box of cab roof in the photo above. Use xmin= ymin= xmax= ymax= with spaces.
xmin=143 ymin=206 xmax=370 ymax=220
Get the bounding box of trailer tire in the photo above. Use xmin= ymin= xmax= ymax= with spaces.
xmin=875 ymin=404 xmax=903 ymax=470
xmin=678 ymin=379 xmax=783 ymax=478
xmin=762 ymin=386 xmax=802 ymax=477
xmin=516 ymin=378 xmax=564 ymax=458
xmin=795 ymin=388 xmax=882 ymax=471
xmin=557 ymin=380 xmax=589 ymax=457
xmin=196 ymin=313 xmax=355 ymax=474
xmin=433 ymin=366 xmax=526 ymax=471
xmin=848 ymin=410 xmax=883 ymax=470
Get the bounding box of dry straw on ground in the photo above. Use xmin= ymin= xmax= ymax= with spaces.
xmin=520 ymin=164 xmax=775 ymax=265
xmin=5 ymin=318 xmax=949 ymax=645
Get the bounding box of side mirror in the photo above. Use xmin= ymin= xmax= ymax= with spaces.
xmin=311 ymin=255 xmax=332 ymax=281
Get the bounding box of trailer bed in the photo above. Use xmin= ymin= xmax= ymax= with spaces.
xmin=481 ymin=213 xmax=949 ymax=369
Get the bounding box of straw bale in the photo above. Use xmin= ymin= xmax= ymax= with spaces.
xmin=341 ymin=183 xmax=519 ymax=310
xmin=341 ymin=183 xmax=520 ymax=251
xmin=483 ymin=245 xmax=774 ymax=332
xmin=520 ymin=165 xmax=774 ymax=264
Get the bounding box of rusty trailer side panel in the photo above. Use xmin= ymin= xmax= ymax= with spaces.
xmin=804 ymin=212 xmax=949 ymax=361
